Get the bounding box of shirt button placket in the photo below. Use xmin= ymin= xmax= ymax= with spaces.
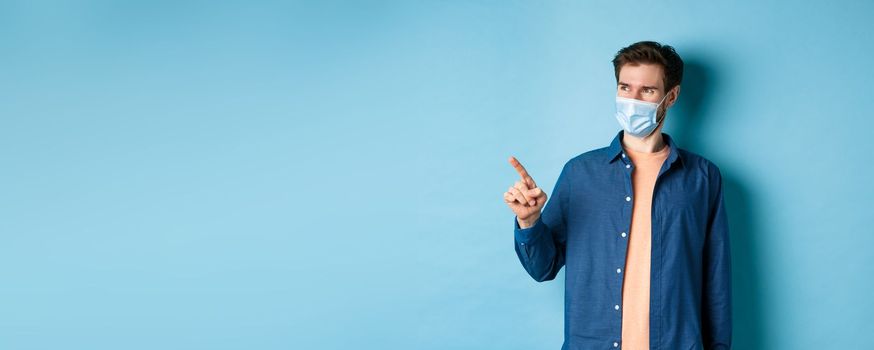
xmin=619 ymin=157 xmax=631 ymax=345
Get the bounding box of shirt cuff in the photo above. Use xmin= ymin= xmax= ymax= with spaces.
xmin=514 ymin=215 xmax=545 ymax=245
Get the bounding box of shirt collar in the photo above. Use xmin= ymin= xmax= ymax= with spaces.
xmin=606 ymin=130 xmax=685 ymax=168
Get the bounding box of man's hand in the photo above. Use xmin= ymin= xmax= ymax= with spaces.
xmin=503 ymin=156 xmax=547 ymax=229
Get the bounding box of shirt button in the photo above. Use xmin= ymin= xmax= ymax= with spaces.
xmin=614 ymin=304 xmax=620 ymax=310
xmin=625 ymin=164 xmax=631 ymax=169
xmin=616 ymin=268 xmax=621 ymax=274
xmin=622 ymin=153 xmax=626 ymax=158
xmin=621 ymin=232 xmax=627 ymax=238
xmin=520 ymin=243 xmax=525 ymax=246
xmin=614 ymin=342 xmax=619 ymax=347
xmin=625 ymin=196 xmax=631 ymax=202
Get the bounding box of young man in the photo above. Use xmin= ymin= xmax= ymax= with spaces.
xmin=503 ymin=41 xmax=731 ymax=350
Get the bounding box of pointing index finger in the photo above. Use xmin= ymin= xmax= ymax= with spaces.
xmin=508 ymin=156 xmax=536 ymax=187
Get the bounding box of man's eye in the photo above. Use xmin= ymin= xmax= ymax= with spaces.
xmin=644 ymin=89 xmax=653 ymax=94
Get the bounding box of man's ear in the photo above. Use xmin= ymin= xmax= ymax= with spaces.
xmin=668 ymin=85 xmax=681 ymax=107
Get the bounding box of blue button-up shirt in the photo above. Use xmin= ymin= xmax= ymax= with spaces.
xmin=514 ymin=131 xmax=731 ymax=350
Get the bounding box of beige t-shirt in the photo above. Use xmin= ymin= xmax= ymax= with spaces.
xmin=621 ymin=144 xmax=670 ymax=350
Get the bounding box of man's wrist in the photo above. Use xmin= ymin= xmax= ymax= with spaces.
xmin=517 ymin=215 xmax=539 ymax=229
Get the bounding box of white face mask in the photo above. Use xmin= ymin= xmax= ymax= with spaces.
xmin=614 ymin=93 xmax=669 ymax=138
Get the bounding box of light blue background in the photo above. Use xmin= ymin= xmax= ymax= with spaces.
xmin=2 ymin=1 xmax=872 ymax=349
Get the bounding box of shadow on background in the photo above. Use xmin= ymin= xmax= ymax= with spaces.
xmin=671 ymin=55 xmax=767 ymax=349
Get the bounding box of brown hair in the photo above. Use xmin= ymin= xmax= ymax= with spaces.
xmin=612 ymin=41 xmax=684 ymax=93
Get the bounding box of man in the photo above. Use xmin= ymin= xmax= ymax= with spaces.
xmin=503 ymin=41 xmax=731 ymax=350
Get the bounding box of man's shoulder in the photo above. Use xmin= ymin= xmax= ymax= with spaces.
xmin=562 ymin=145 xmax=614 ymax=170
xmin=675 ymin=147 xmax=723 ymax=180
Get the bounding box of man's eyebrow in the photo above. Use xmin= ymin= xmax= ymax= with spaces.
xmin=617 ymin=82 xmax=660 ymax=90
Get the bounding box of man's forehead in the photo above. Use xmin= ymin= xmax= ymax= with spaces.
xmin=618 ymin=63 xmax=665 ymax=88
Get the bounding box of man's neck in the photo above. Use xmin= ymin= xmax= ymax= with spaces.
xmin=622 ymin=129 xmax=667 ymax=153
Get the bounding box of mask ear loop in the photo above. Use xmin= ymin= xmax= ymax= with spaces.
xmin=656 ymin=90 xmax=671 ymax=108
xmin=655 ymin=89 xmax=674 ymax=124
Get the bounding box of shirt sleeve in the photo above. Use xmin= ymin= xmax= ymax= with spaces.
xmin=513 ymin=161 xmax=570 ymax=282
xmin=702 ymin=165 xmax=732 ymax=349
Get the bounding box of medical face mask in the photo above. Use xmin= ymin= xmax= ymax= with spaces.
xmin=614 ymin=93 xmax=669 ymax=138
